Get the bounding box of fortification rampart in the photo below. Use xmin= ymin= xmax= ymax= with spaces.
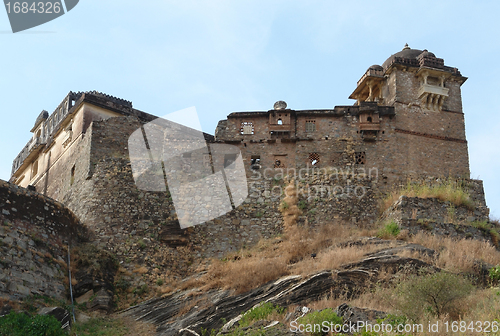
xmin=0 ymin=180 xmax=88 ymax=303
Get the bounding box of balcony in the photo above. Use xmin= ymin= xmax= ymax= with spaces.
xmin=269 ymin=124 xmax=292 ymax=132
xmin=359 ymin=122 xmax=381 ymax=131
xmin=418 ymin=84 xmax=449 ymax=111
xmin=11 ymin=137 xmax=46 ymax=176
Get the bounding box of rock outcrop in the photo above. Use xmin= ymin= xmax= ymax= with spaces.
xmin=120 ymin=239 xmax=437 ymax=335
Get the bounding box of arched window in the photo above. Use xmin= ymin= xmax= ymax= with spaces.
xmin=277 ymin=119 xmax=283 ymax=125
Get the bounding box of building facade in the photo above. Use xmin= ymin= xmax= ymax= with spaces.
xmin=215 ymin=44 xmax=469 ymax=181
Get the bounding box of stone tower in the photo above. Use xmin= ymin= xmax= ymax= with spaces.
xmin=349 ymin=44 xmax=469 ymax=178
xmin=215 ymin=44 xmax=470 ymax=181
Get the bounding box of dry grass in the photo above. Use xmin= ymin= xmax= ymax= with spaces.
xmin=380 ymin=178 xmax=474 ymax=214
xmin=408 ymin=232 xmax=500 ymax=273
xmin=133 ymin=266 xmax=149 ymax=274
xmin=203 ymin=257 xmax=288 ymax=293
xmin=289 ymin=244 xmax=382 ymax=277
xmin=184 ymin=222 xmax=383 ymax=294
xmin=150 ymin=215 xmax=500 ymax=333
xmin=110 ymin=316 xmax=156 ymax=336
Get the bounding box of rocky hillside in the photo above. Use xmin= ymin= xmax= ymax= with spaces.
xmin=1 ymin=178 xmax=500 ymax=336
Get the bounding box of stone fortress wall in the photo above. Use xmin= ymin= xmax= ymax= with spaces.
xmin=0 ymin=180 xmax=88 ymax=303
xmin=5 ymin=45 xmax=490 ymax=286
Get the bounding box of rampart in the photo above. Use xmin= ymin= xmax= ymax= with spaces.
xmin=0 ymin=180 xmax=88 ymax=303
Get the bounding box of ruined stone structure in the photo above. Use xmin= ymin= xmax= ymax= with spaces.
xmin=8 ymin=45 xmax=479 ymax=258
xmin=215 ymin=44 xmax=469 ymax=181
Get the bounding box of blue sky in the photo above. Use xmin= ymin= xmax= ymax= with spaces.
xmin=1 ymin=1 xmax=499 ymax=217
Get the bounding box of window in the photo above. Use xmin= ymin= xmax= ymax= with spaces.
xmin=31 ymin=160 xmax=39 ymax=178
xmin=240 ymin=121 xmax=254 ymax=135
xmin=250 ymin=156 xmax=261 ymax=170
xmin=15 ymin=175 xmax=25 ymax=185
xmin=305 ymin=120 xmax=316 ymax=133
xmin=277 ymin=119 xmax=283 ymax=125
xmin=355 ymin=152 xmax=366 ymax=165
xmin=367 ymin=116 xmax=372 ymax=122
xmin=274 ymin=159 xmax=285 ymax=168
xmin=308 ymin=153 xmax=320 ymax=166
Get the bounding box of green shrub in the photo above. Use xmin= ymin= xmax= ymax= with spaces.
xmin=137 ymin=239 xmax=146 ymax=250
xmin=115 ymin=278 xmax=131 ymax=291
xmin=394 ymin=271 xmax=474 ymax=321
xmin=297 ymin=308 xmax=342 ymax=336
xmin=489 ymin=265 xmax=500 ymax=282
xmin=377 ymin=221 xmax=400 ymax=239
xmin=239 ymin=302 xmax=284 ymax=328
xmin=470 ymin=221 xmax=499 ymax=246
xmin=472 ymin=220 xmax=490 ymax=231
xmin=298 ymin=200 xmax=307 ymax=210
xmin=0 ymin=311 xmax=66 ymax=336
xmin=134 ymin=284 xmax=149 ymax=296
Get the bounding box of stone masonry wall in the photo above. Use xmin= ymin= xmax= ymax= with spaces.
xmin=220 ymin=112 xmax=468 ymax=187
xmin=0 ymin=180 xmax=88 ymax=304
xmin=381 ymin=179 xmax=494 ymax=244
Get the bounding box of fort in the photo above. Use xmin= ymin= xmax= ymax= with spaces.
xmin=2 ymin=45 xmax=497 ymax=329
xmin=4 ymin=37 xmax=500 ymax=336
xmin=5 ymin=44 xmax=488 ymax=284
xmin=11 ymin=44 xmax=471 ymax=191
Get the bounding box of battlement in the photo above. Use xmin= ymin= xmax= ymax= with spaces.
xmin=75 ymin=90 xmax=133 ymax=108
